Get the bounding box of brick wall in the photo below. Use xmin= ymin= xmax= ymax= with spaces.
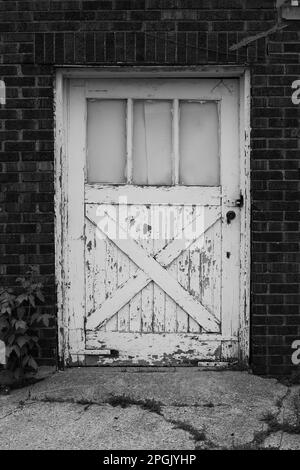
xmin=0 ymin=0 xmax=299 ymax=375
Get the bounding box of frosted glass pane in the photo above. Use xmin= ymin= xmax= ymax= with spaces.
xmin=133 ymin=100 xmax=172 ymax=185
xmin=179 ymin=101 xmax=219 ymax=186
xmin=87 ymin=100 xmax=126 ymax=183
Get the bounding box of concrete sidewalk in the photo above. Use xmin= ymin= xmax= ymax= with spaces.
xmin=0 ymin=367 xmax=299 ymax=450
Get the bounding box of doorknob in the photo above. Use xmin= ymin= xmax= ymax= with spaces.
xmin=226 ymin=211 xmax=236 ymax=224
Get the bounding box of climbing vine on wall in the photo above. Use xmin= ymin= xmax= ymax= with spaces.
xmin=0 ymin=269 xmax=51 ymax=380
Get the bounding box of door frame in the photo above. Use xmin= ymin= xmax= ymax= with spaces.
xmin=54 ymin=66 xmax=251 ymax=368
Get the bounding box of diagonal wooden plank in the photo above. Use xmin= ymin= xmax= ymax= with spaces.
xmin=86 ymin=205 xmax=220 ymax=328
xmin=87 ymin=272 xmax=150 ymax=329
xmin=86 ymin=205 xmax=205 ymax=322
xmin=86 ymin=205 xmax=220 ymax=332
xmin=155 ymin=206 xmax=220 ymax=267
xmin=86 ymin=205 xmax=220 ymax=330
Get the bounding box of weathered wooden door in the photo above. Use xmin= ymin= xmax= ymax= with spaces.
xmin=65 ymin=77 xmax=241 ymax=366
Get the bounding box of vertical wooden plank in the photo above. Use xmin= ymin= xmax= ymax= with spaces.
xmin=54 ymin=71 xmax=67 ymax=363
xmin=66 ymin=81 xmax=86 ymax=356
xmin=200 ymin=214 xmax=212 ymax=321
xmin=126 ymin=98 xmax=133 ymax=184
xmin=105 ymin=237 xmax=118 ymax=331
xmin=117 ymin=204 xmax=131 ymax=332
xmin=220 ymin=79 xmax=240 ymax=342
xmin=141 ymin=281 xmax=154 ymax=332
xmin=85 ymin=219 xmax=95 ymax=319
xmin=140 ymin=205 xmax=154 ymax=333
xmin=117 ymin=248 xmax=130 ymax=332
xmin=165 ymin=205 xmax=180 ymax=333
xmin=129 ymin=204 xmax=142 ymax=332
xmin=176 ymin=205 xmax=192 ymax=332
xmin=172 ymin=98 xmax=179 ymax=185
xmin=153 ymin=286 xmax=165 ymax=333
xmin=152 ymin=205 xmax=167 ymax=332
xmin=198 ymin=208 xmax=221 ymax=332
xmin=189 ymin=240 xmax=201 ymax=333
xmin=221 ymin=208 xmax=240 ymax=341
xmin=164 ymin=291 xmax=177 ymax=332
xmin=93 ymin=222 xmax=107 ymax=332
xmin=164 ymin=295 xmax=177 ymax=334
xmin=129 ymin=289 xmax=142 ymax=332
xmin=211 ymin=218 xmax=221 ymax=323
xmin=239 ymin=71 xmax=251 ymax=363
xmin=177 ymin=256 xmax=189 ymax=332
xmin=117 ymin=199 xmax=130 ymax=332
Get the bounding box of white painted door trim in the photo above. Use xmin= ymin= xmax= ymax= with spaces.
xmin=54 ymin=66 xmax=251 ymax=367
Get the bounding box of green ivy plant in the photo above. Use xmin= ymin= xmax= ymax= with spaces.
xmin=0 ymin=269 xmax=51 ymax=381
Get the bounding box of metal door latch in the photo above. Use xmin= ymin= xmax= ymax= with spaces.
xmin=226 ymin=211 xmax=236 ymax=224
xmin=235 ymin=194 xmax=244 ymax=208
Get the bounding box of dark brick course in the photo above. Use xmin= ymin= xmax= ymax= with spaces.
xmin=0 ymin=0 xmax=299 ymax=374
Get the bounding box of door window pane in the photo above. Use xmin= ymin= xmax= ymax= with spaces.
xmin=87 ymin=100 xmax=126 ymax=184
xmin=132 ymin=100 xmax=172 ymax=185
xmin=179 ymin=101 xmax=219 ymax=186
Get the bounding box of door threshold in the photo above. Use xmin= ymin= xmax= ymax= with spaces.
xmin=197 ymin=361 xmax=231 ymax=370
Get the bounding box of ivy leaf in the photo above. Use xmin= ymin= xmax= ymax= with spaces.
xmin=22 ymin=355 xmax=30 ymax=367
xmin=16 ymin=336 xmax=28 ymax=349
xmin=28 ymin=295 xmax=36 ymax=308
xmin=7 ymin=334 xmax=15 ymax=346
xmin=41 ymin=314 xmax=51 ymax=327
xmin=17 ymin=307 xmax=26 ymax=319
xmin=1 ymin=306 xmax=11 ymax=315
xmin=15 ymin=320 xmax=27 ymax=331
xmin=0 ymin=267 xmax=45 ymax=377
xmin=28 ymin=356 xmax=38 ymax=371
xmin=0 ymin=319 xmax=9 ymax=330
xmin=16 ymin=293 xmax=28 ymax=305
xmin=11 ymin=345 xmax=21 ymax=358
xmin=32 ymin=314 xmax=47 ymax=325
xmin=35 ymin=290 xmax=45 ymax=303
xmin=29 ymin=312 xmax=39 ymax=324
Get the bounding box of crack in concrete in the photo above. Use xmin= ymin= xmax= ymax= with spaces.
xmin=3 ymin=394 xmax=214 ymax=448
xmin=0 ymin=407 xmax=21 ymax=421
xmin=0 ymin=400 xmax=26 ymax=421
xmin=261 ymin=386 xmax=292 ymax=450
xmin=235 ymin=385 xmax=293 ymax=450
xmin=1 ymin=383 xmax=295 ymax=450
xmin=260 ymin=385 xmax=300 ymax=449
xmin=21 ymin=393 xmax=231 ymax=410
xmin=22 ymin=394 xmax=225 ymax=448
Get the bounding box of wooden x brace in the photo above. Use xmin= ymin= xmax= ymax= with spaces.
xmin=85 ymin=204 xmax=221 ymax=333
